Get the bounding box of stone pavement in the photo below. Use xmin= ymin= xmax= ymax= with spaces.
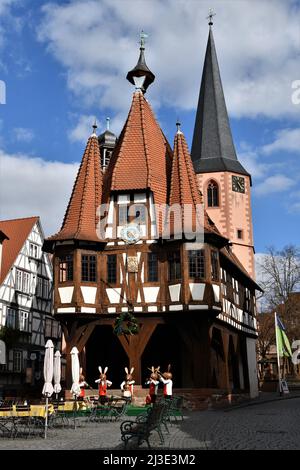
xmin=1 ymin=396 xmax=300 ymax=450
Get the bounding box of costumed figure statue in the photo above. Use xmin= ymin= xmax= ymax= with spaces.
xmin=78 ymin=374 xmax=92 ymax=401
xmin=120 ymin=367 xmax=135 ymax=402
xmin=145 ymin=366 xmax=160 ymax=404
xmin=159 ymin=364 xmax=173 ymax=399
xmin=95 ymin=366 xmax=112 ymax=404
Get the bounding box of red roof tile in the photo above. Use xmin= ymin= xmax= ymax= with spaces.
xmin=48 ymin=134 xmax=103 ymax=242
xmin=168 ymin=130 xmax=222 ymax=237
xmin=0 ymin=216 xmax=38 ymax=285
xmin=104 ymin=90 xmax=172 ymax=207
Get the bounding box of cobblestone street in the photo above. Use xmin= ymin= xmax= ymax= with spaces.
xmin=0 ymin=397 xmax=300 ymax=450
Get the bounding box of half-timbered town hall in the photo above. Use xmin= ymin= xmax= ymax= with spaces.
xmin=44 ymin=22 xmax=261 ymax=398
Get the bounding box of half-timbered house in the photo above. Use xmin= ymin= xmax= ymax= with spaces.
xmin=0 ymin=217 xmax=61 ymax=397
xmin=44 ymin=23 xmax=261 ymax=399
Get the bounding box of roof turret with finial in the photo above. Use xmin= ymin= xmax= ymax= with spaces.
xmin=126 ymin=31 xmax=155 ymax=93
xmin=98 ymin=117 xmax=117 ymax=148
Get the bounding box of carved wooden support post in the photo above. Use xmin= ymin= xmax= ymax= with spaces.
xmin=116 ymin=320 xmax=159 ymax=384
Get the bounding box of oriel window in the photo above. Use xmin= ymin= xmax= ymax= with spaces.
xmin=211 ymin=250 xmax=219 ymax=281
xmin=188 ymin=250 xmax=205 ymax=280
xmin=81 ymin=255 xmax=97 ymax=282
xmin=107 ymin=254 xmax=117 ymax=284
xmin=168 ymin=251 xmax=181 ymax=282
xmin=207 ymin=181 xmax=219 ymax=207
xmin=148 ymin=253 xmax=158 ymax=282
xmin=59 ymin=255 xmax=73 ymax=282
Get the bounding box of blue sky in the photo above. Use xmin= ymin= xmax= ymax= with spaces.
xmin=0 ymin=0 xmax=299 ymax=255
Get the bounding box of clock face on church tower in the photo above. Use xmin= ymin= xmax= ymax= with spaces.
xmin=232 ymin=176 xmax=245 ymax=193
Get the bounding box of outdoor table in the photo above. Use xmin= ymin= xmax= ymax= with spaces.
xmin=0 ymin=404 xmax=54 ymax=418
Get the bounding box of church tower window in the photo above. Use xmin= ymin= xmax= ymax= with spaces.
xmin=207 ymin=181 xmax=219 ymax=207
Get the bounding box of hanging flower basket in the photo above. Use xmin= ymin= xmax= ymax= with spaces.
xmin=113 ymin=311 xmax=139 ymax=336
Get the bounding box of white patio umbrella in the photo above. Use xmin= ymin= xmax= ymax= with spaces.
xmin=70 ymin=346 xmax=80 ymax=397
xmin=53 ymin=351 xmax=62 ymax=399
xmin=42 ymin=339 xmax=54 ymax=439
xmin=70 ymin=346 xmax=80 ymax=429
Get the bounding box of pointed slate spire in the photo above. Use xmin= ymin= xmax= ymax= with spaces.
xmin=47 ymin=126 xmax=103 ymax=243
xmin=191 ymin=24 xmax=249 ymax=177
xmin=126 ymin=31 xmax=155 ymax=93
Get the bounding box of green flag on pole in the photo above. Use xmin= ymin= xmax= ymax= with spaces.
xmin=276 ymin=314 xmax=292 ymax=357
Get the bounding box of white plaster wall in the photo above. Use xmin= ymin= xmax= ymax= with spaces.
xmin=246 ymin=337 xmax=259 ymax=398
xmin=212 ymin=285 xmax=220 ymax=302
xmin=189 ymin=283 xmax=205 ymax=301
xmin=168 ymin=284 xmax=181 ymax=302
xmin=58 ymin=286 xmax=74 ymax=304
xmin=143 ymin=287 xmax=160 ymax=303
xmin=57 ymin=307 xmax=76 ymax=313
xmin=80 ymin=286 xmax=97 ymax=304
xmin=106 ymin=288 xmax=121 ymax=304
xmin=81 ymin=307 xmax=96 ymax=313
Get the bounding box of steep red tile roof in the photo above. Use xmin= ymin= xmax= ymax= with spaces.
xmin=0 ymin=216 xmax=38 ymax=285
xmin=104 ymin=90 xmax=172 ymax=206
xmin=168 ymin=129 xmax=223 ymax=238
xmin=48 ymin=134 xmax=103 ymax=242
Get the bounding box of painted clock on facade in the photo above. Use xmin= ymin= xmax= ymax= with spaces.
xmin=232 ymin=175 xmax=245 ymax=193
xmin=121 ymin=224 xmax=141 ymax=244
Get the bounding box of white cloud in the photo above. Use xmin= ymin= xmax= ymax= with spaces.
xmin=238 ymin=148 xmax=268 ymax=180
xmin=69 ymin=112 xmax=124 ymax=143
xmin=37 ymin=0 xmax=300 ymax=120
xmin=262 ymin=128 xmax=300 ymax=155
xmin=289 ymin=201 xmax=300 ymax=213
xmin=0 ymin=149 xmax=79 ymax=236
xmin=68 ymin=114 xmax=98 ymax=143
xmin=254 ymin=174 xmax=296 ymax=196
xmin=14 ymin=127 xmax=34 ymax=143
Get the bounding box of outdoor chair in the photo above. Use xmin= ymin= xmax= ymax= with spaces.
xmin=0 ymin=404 xmax=16 ymax=438
xmin=14 ymin=404 xmax=37 ymax=438
xmin=49 ymin=401 xmax=72 ymax=428
xmin=120 ymin=402 xmax=168 ymax=449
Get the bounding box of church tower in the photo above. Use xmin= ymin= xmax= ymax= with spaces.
xmin=191 ymin=17 xmax=255 ymax=278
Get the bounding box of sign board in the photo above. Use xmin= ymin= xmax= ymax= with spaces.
xmin=280 ymin=379 xmax=289 ymax=394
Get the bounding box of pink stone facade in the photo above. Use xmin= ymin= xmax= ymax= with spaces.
xmin=197 ymin=171 xmax=255 ymax=278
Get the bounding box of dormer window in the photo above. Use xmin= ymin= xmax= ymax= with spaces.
xmin=133 ymin=204 xmax=146 ymax=224
xmin=207 ymin=181 xmax=219 ymax=207
xmin=119 ymin=205 xmax=129 ymax=226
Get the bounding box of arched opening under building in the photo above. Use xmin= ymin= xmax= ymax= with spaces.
xmin=141 ymin=323 xmax=183 ymax=388
xmin=85 ymin=325 xmax=128 ymax=388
